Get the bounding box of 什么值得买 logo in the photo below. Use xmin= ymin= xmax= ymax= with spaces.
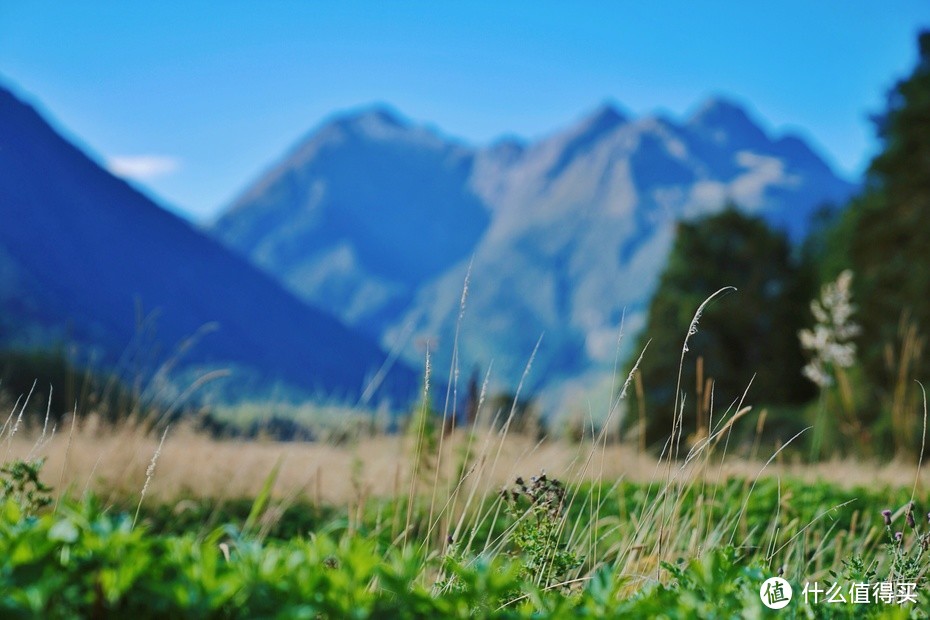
xmin=760 ymin=577 xmax=793 ymax=610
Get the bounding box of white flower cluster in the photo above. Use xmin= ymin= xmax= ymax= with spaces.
xmin=798 ymin=270 xmax=861 ymax=388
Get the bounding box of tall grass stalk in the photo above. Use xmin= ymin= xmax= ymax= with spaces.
xmin=132 ymin=424 xmax=170 ymax=529
xmin=660 ymin=287 xmax=735 ymax=569
xmin=54 ymin=403 xmax=77 ymax=513
xmin=3 ymin=379 xmax=36 ymax=458
xmin=403 ymin=345 xmax=432 ymax=552
xmin=428 ymin=263 xmax=471 ymax=548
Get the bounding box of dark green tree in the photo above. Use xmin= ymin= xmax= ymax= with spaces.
xmin=624 ymin=208 xmax=814 ymax=450
xmin=845 ymin=31 xmax=930 ymax=398
xmin=803 ymin=31 xmax=930 ymax=456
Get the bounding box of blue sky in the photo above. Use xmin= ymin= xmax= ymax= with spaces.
xmin=0 ymin=2 xmax=926 ymax=221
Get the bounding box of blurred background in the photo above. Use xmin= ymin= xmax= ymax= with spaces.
xmin=0 ymin=2 xmax=928 ymax=457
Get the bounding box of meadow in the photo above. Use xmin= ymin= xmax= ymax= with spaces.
xmin=0 ymin=263 xmax=925 ymax=618
xmin=3 ymin=377 xmax=930 ymax=618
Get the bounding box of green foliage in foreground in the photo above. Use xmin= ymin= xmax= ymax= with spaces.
xmin=1 ymin=477 xmax=930 ymax=616
xmin=0 ymin=496 xmax=921 ymax=619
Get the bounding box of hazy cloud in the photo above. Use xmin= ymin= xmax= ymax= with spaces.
xmin=107 ymin=155 xmax=180 ymax=180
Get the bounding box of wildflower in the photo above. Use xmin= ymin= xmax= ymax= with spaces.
xmin=907 ymin=508 xmax=916 ymax=529
xmin=798 ymin=270 xmax=860 ymax=388
xmin=883 ymin=509 xmax=893 ymax=526
xmin=895 ymin=531 xmax=904 ymax=543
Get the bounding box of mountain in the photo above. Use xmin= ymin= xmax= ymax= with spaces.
xmin=212 ymin=98 xmax=856 ymax=401
xmin=0 ymin=86 xmax=418 ymax=405
xmin=212 ymin=106 xmax=490 ymax=338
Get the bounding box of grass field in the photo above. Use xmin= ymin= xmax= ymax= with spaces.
xmin=7 ymin=415 xmax=930 ymax=503
xmin=1 ymin=280 xmax=926 ymax=617
xmin=3 ymin=404 xmax=930 ymax=618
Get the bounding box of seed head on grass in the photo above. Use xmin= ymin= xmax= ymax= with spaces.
xmin=133 ymin=425 xmax=170 ymax=529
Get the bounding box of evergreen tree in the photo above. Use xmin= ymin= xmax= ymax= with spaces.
xmin=846 ymin=31 xmax=930 ymax=397
xmin=625 ymin=208 xmax=814 ymax=450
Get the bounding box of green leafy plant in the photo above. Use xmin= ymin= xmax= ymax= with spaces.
xmin=879 ymin=505 xmax=930 ymax=585
xmin=0 ymin=458 xmax=51 ymax=517
xmin=503 ymin=473 xmax=583 ymax=589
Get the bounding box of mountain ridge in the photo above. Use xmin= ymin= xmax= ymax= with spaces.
xmin=212 ymin=95 xmax=856 ymax=404
xmin=0 ymin=85 xmax=418 ymax=406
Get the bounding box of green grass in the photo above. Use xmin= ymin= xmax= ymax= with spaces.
xmin=3 ymin=456 xmax=930 ymax=618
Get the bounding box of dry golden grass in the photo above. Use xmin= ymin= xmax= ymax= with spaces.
xmin=7 ymin=414 xmax=930 ymax=507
